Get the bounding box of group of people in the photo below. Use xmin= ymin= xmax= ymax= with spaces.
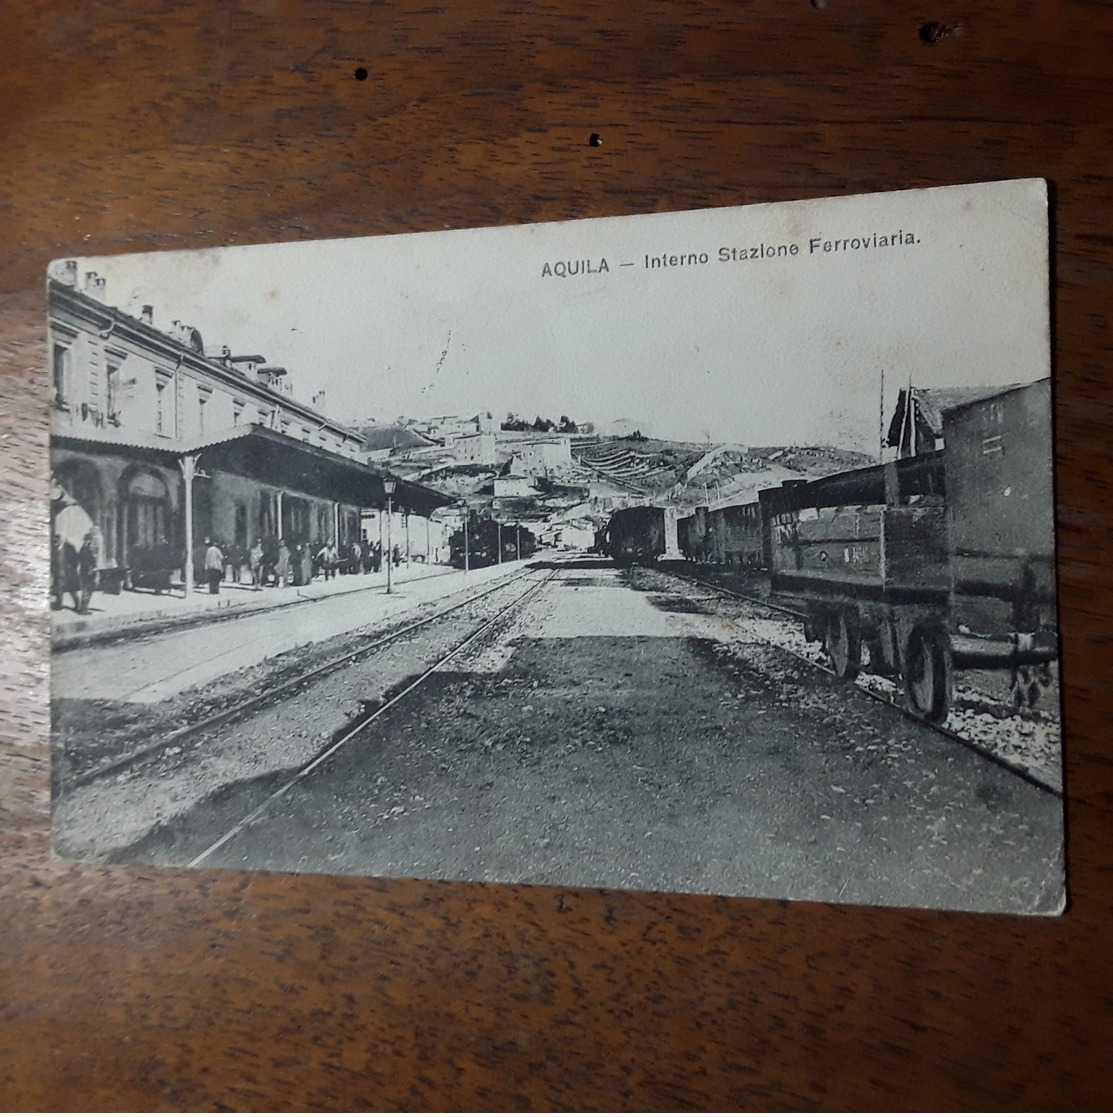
xmin=51 ymin=532 xmax=99 ymax=613
xmin=312 ymin=537 xmax=393 ymax=581
xmin=195 ymin=535 xmax=396 ymax=594
xmin=52 ymin=531 xmax=408 ymax=608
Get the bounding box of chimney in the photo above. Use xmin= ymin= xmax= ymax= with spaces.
xmin=49 ymin=259 xmax=78 ymax=286
xmin=141 ymin=305 xmax=154 ymax=325
xmin=84 ymin=272 xmax=106 ymax=301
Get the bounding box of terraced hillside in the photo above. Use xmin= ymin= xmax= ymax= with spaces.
xmin=573 ymin=438 xmax=876 ymax=505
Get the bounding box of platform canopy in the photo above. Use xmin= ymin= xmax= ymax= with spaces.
xmin=54 ymin=424 xmax=452 ymax=517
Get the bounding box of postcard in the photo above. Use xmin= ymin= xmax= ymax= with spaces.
xmin=49 ymin=179 xmax=1063 ymax=913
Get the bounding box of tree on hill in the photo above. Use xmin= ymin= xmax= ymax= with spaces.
xmin=501 ymin=412 xmax=578 ymax=433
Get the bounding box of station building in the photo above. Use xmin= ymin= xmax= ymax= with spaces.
xmin=48 ymin=262 xmax=447 ymax=588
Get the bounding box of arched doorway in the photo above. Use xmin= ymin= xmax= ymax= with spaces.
xmin=119 ymin=467 xmax=172 ymax=566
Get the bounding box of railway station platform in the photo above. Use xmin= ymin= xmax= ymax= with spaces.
xmin=51 ymin=559 xmax=529 ymax=650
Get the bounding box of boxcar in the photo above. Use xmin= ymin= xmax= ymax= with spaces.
xmin=758 ymin=380 xmax=1058 ymax=721
xmin=678 ymin=501 xmax=765 ymax=566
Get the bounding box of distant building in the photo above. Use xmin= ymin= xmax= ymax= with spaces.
xmin=507 ymin=435 xmax=571 ymax=475
xmin=449 ymin=431 xmax=498 ymax=465
xmin=49 ymin=263 xmax=446 ymax=585
xmin=493 ymin=476 xmax=536 ymax=498
xmin=886 ymin=384 xmax=1022 ymax=458
xmin=415 ymin=414 xmax=482 ymax=442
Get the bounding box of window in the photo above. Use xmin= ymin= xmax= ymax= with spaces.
xmin=233 ymin=399 xmax=245 ymax=426
xmin=198 ymin=386 xmax=211 ymax=434
xmin=105 ymin=360 xmax=120 ymax=422
xmin=52 ymin=343 xmax=71 ymax=407
xmin=155 ymin=373 xmax=171 ymax=435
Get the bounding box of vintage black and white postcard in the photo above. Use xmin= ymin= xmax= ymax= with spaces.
xmin=49 ymin=179 xmax=1064 ymax=913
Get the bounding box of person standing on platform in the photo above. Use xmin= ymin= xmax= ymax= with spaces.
xmin=276 ymin=539 xmax=291 ymax=586
xmin=151 ymin=535 xmax=173 ymax=594
xmin=249 ymin=537 xmax=264 ymax=588
xmin=316 ymin=540 xmax=337 ymax=581
xmin=76 ymin=532 xmax=98 ymax=614
xmin=204 ymin=538 xmax=224 ymax=595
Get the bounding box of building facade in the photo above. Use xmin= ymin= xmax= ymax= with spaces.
xmin=49 ymin=263 xmax=446 ymax=588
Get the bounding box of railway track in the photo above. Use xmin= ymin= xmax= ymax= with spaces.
xmin=70 ymin=564 xmax=547 ymax=790
xmin=186 ymin=563 xmax=557 ymax=868
xmin=664 ymin=568 xmax=1063 ymax=798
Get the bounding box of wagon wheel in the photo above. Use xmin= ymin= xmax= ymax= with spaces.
xmin=826 ymin=610 xmax=861 ymax=681
xmin=904 ymin=625 xmax=952 ymax=724
xmin=1009 ymin=664 xmax=1047 ymax=711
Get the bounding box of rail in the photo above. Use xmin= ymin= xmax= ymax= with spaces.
xmin=69 ymin=564 xmax=543 ymax=789
xmin=666 ymin=569 xmax=1062 ymax=798
xmin=185 ymin=566 xmax=557 ymax=868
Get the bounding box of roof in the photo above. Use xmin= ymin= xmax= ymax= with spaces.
xmin=886 ymin=383 xmax=1024 ymax=446
xmin=49 ymin=278 xmax=365 ymax=442
xmin=52 ymin=424 xmax=452 ymax=516
xmin=359 ymin=425 xmax=438 ymax=452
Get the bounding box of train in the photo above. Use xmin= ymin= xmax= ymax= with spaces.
xmin=600 ymin=380 xmax=1059 ymax=722
xmin=599 ymin=504 xmax=672 ymax=566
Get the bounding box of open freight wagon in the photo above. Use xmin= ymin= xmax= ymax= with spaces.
xmin=757 ymin=380 xmax=1058 ymax=722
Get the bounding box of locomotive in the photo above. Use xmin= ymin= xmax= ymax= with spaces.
xmin=598 ymin=505 xmax=671 ymax=566
xmin=605 ymin=380 xmax=1059 ymax=722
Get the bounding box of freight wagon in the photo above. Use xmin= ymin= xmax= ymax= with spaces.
xmin=600 ymin=505 xmax=670 ymax=565
xmin=757 ymin=380 xmax=1058 ymax=722
xmin=678 ymin=501 xmax=765 ymax=566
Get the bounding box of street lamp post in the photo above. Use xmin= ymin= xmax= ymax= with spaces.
xmin=461 ymin=503 xmax=470 ymax=573
xmin=383 ymin=479 xmax=396 ymax=594
xmin=497 ymin=518 xmax=503 ymax=564
xmin=516 ymin=522 xmax=521 ymax=561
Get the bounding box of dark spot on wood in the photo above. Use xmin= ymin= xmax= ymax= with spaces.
xmin=354 ymin=66 xmax=368 ymax=81
xmin=588 ymin=132 xmax=603 ymax=147
xmin=919 ymin=21 xmax=960 ymax=43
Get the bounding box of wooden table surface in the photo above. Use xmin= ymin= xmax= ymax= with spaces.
xmin=3 ymin=3 xmax=1111 ymax=1109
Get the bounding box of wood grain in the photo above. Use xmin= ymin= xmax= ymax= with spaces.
xmin=3 ymin=2 xmax=1112 ymax=1108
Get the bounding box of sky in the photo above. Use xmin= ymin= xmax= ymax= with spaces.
xmin=74 ymin=179 xmax=1050 ymax=454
